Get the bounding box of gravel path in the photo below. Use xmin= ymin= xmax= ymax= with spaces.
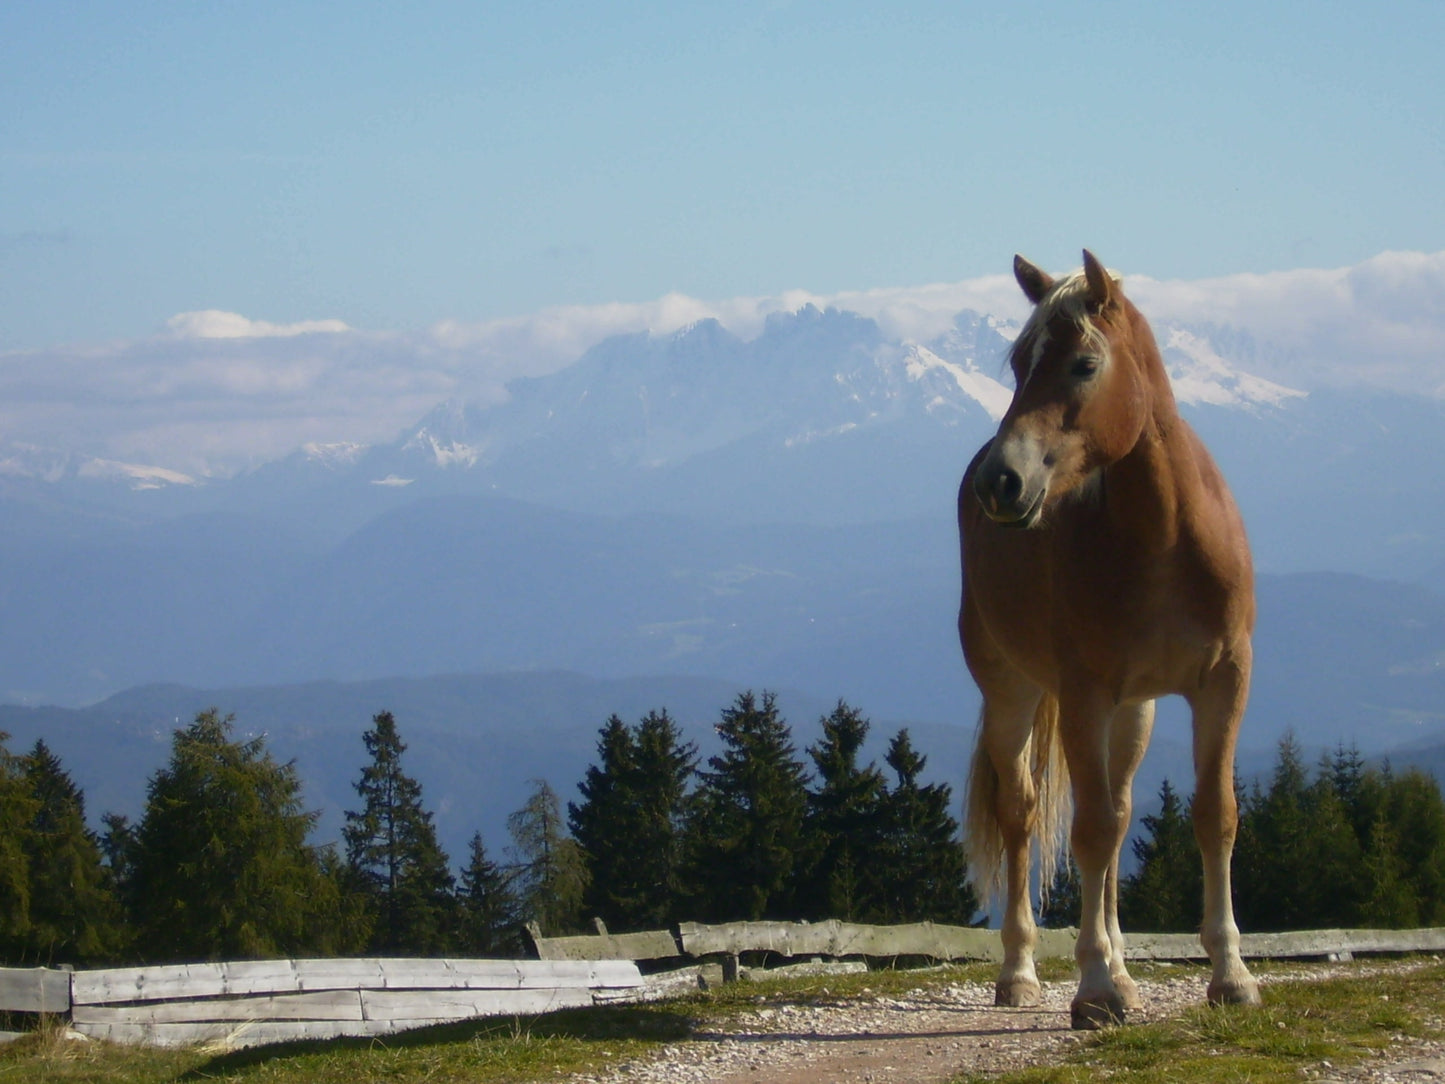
xmin=569 ymin=962 xmax=1445 ymax=1084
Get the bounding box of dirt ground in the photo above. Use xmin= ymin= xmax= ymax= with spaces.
xmin=569 ymin=963 xmax=1445 ymax=1084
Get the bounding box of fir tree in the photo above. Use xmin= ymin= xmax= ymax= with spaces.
xmin=569 ymin=710 xmax=696 ymax=929
xmin=1119 ymin=779 xmax=1200 ymax=932
xmin=686 ymin=691 xmax=810 ymax=921
xmin=456 ymin=832 xmax=522 ymax=956
xmin=1234 ymin=732 xmax=1316 ymax=931
xmin=1373 ymin=768 xmax=1445 ymax=925
xmin=569 ymin=716 xmax=638 ymax=925
xmin=1302 ymin=763 xmax=1367 ymax=926
xmin=1329 ymin=742 xmax=1370 ymax=839
xmin=130 ymin=709 xmax=344 ymax=961
xmin=343 ymin=710 xmax=457 ymax=954
xmin=99 ymin=812 xmax=137 ymax=914
xmin=875 ymin=729 xmax=977 ymax=925
xmin=18 ymin=740 xmax=123 ymax=964
xmin=801 ymin=702 xmax=886 ymax=921
xmin=1359 ymin=812 xmax=1419 ymax=927
xmin=507 ymin=779 xmax=589 ymax=935
xmin=0 ymin=733 xmax=37 ymax=959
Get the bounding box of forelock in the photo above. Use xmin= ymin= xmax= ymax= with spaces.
xmin=1011 ymin=269 xmax=1116 ymax=379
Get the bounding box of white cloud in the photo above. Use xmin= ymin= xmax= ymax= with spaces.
xmin=165 ymin=310 xmax=352 ymax=339
xmin=430 ymin=276 xmax=1032 ymax=374
xmin=1128 ymin=250 xmax=1445 ymax=394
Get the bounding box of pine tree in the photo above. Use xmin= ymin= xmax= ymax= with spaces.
xmin=1119 ymin=779 xmax=1200 ymax=932
xmin=507 ymin=779 xmax=589 ymax=935
xmin=17 ymin=740 xmax=123 ymax=964
xmin=569 ymin=710 xmax=696 ymax=930
xmin=1302 ymin=762 xmax=1366 ymax=926
xmin=1329 ymin=742 xmax=1370 ymax=839
xmin=630 ymin=709 xmax=698 ymax=924
xmin=99 ymin=812 xmax=137 ymax=915
xmin=569 ymin=716 xmax=638 ymax=926
xmin=0 ymin=733 xmax=37 ymax=960
xmin=130 ymin=709 xmax=344 ymax=961
xmin=801 ymin=702 xmax=886 ymax=921
xmin=685 ymin=691 xmax=811 ymax=921
xmin=456 ymin=832 xmax=522 ymax=956
xmin=343 ymin=711 xmax=457 ymax=954
xmin=1373 ymin=768 xmax=1445 ymax=925
xmin=1359 ymin=812 xmax=1419 ymax=927
xmin=1234 ymin=732 xmax=1316 ymax=931
xmin=875 ymin=729 xmax=977 ymax=925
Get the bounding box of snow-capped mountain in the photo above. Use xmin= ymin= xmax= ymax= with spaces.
xmin=0 ymin=441 xmax=199 ymax=492
xmin=301 ymin=306 xmax=1020 ymax=523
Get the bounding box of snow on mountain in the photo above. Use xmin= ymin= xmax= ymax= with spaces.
xmin=0 ymin=442 xmax=198 ymax=491
xmin=1161 ymin=327 xmax=1307 ymax=409
xmin=391 ymin=305 xmax=1018 ymax=474
xmin=75 ymin=459 xmax=199 ymax=491
xmin=903 ymin=344 xmax=1012 ymax=421
xmin=301 ymin=442 xmax=370 ymax=469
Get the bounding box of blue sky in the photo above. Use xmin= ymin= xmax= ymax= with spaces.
xmin=3 ymin=0 xmax=1443 ymax=352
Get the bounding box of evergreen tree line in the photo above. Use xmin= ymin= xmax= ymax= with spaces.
xmin=0 ymin=692 xmax=976 ymax=966
xmin=1040 ymin=733 xmax=1445 ymax=932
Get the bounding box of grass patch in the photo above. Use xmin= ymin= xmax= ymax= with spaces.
xmin=0 ymin=1004 xmax=693 ymax=1084
xmin=953 ymin=958 xmax=1445 ymax=1084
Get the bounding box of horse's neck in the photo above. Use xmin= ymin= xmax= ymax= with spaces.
xmin=1102 ymin=398 xmax=1190 ymax=551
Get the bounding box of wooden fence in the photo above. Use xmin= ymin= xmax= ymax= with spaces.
xmin=529 ymin=918 xmax=1445 ymax=966
xmin=3 ymin=923 xmax=1442 ymax=1050
xmin=0 ymin=958 xmax=643 ymax=1049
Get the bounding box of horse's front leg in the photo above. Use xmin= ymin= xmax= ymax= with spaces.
xmin=1190 ymin=653 xmax=1261 ymax=1007
xmin=1104 ymin=699 xmax=1156 ymax=1012
xmin=981 ymin=682 xmax=1048 ymax=1007
xmin=1059 ymin=689 xmax=1132 ymax=1029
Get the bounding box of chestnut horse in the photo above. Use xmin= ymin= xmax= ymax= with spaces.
xmin=958 ymin=251 xmax=1261 ymax=1028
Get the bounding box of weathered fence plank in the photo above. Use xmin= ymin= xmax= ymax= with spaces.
xmin=71 ymin=958 xmax=643 ymax=1006
xmin=74 ymin=1019 xmax=411 ymax=1048
xmin=0 ymin=967 xmax=70 ymax=1014
xmin=675 ymin=920 xmax=1076 ymax=963
xmin=67 ymin=958 xmax=645 ymax=1048
xmin=359 ymin=987 xmax=594 ymax=1021
xmin=1238 ymin=928 xmax=1445 ymax=958
xmin=71 ymin=990 xmax=365 ymax=1026
xmin=531 ymin=928 xmax=681 ymax=962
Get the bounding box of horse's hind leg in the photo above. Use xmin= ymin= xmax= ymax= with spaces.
xmin=1104 ymin=699 xmax=1155 ymax=1011
xmin=975 ymin=674 xmax=1046 ymax=1007
xmin=1190 ymin=654 xmax=1261 ymax=1007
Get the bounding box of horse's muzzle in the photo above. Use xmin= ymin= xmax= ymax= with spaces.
xmin=975 ymin=464 xmax=1046 ymax=528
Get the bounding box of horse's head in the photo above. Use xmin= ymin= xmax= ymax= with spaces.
xmin=974 ymin=249 xmax=1159 ymax=528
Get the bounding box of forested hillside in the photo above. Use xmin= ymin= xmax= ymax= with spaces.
xmin=3 ymin=702 xmax=1441 ymax=968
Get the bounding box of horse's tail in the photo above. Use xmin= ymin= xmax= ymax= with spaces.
xmin=964 ymin=693 xmax=1072 ymax=906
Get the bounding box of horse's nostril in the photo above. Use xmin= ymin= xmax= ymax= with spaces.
xmin=995 ymin=468 xmax=1023 ymax=506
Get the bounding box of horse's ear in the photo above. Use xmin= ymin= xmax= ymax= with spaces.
xmin=1014 ymin=255 xmax=1054 ymax=305
xmin=1082 ymin=249 xmax=1115 ymax=312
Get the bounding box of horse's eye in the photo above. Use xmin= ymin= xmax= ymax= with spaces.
xmin=1070 ymin=356 xmax=1099 ymax=379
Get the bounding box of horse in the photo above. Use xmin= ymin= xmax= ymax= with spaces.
xmin=958 ymin=250 xmax=1262 ymax=1029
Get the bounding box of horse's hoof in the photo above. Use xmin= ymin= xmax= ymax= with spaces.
xmin=995 ymin=979 xmax=1042 ymax=1008
xmin=1207 ymin=977 xmax=1262 ymax=1007
xmin=1112 ymin=972 xmax=1143 ymax=1011
xmin=1070 ymin=996 xmax=1126 ymax=1030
